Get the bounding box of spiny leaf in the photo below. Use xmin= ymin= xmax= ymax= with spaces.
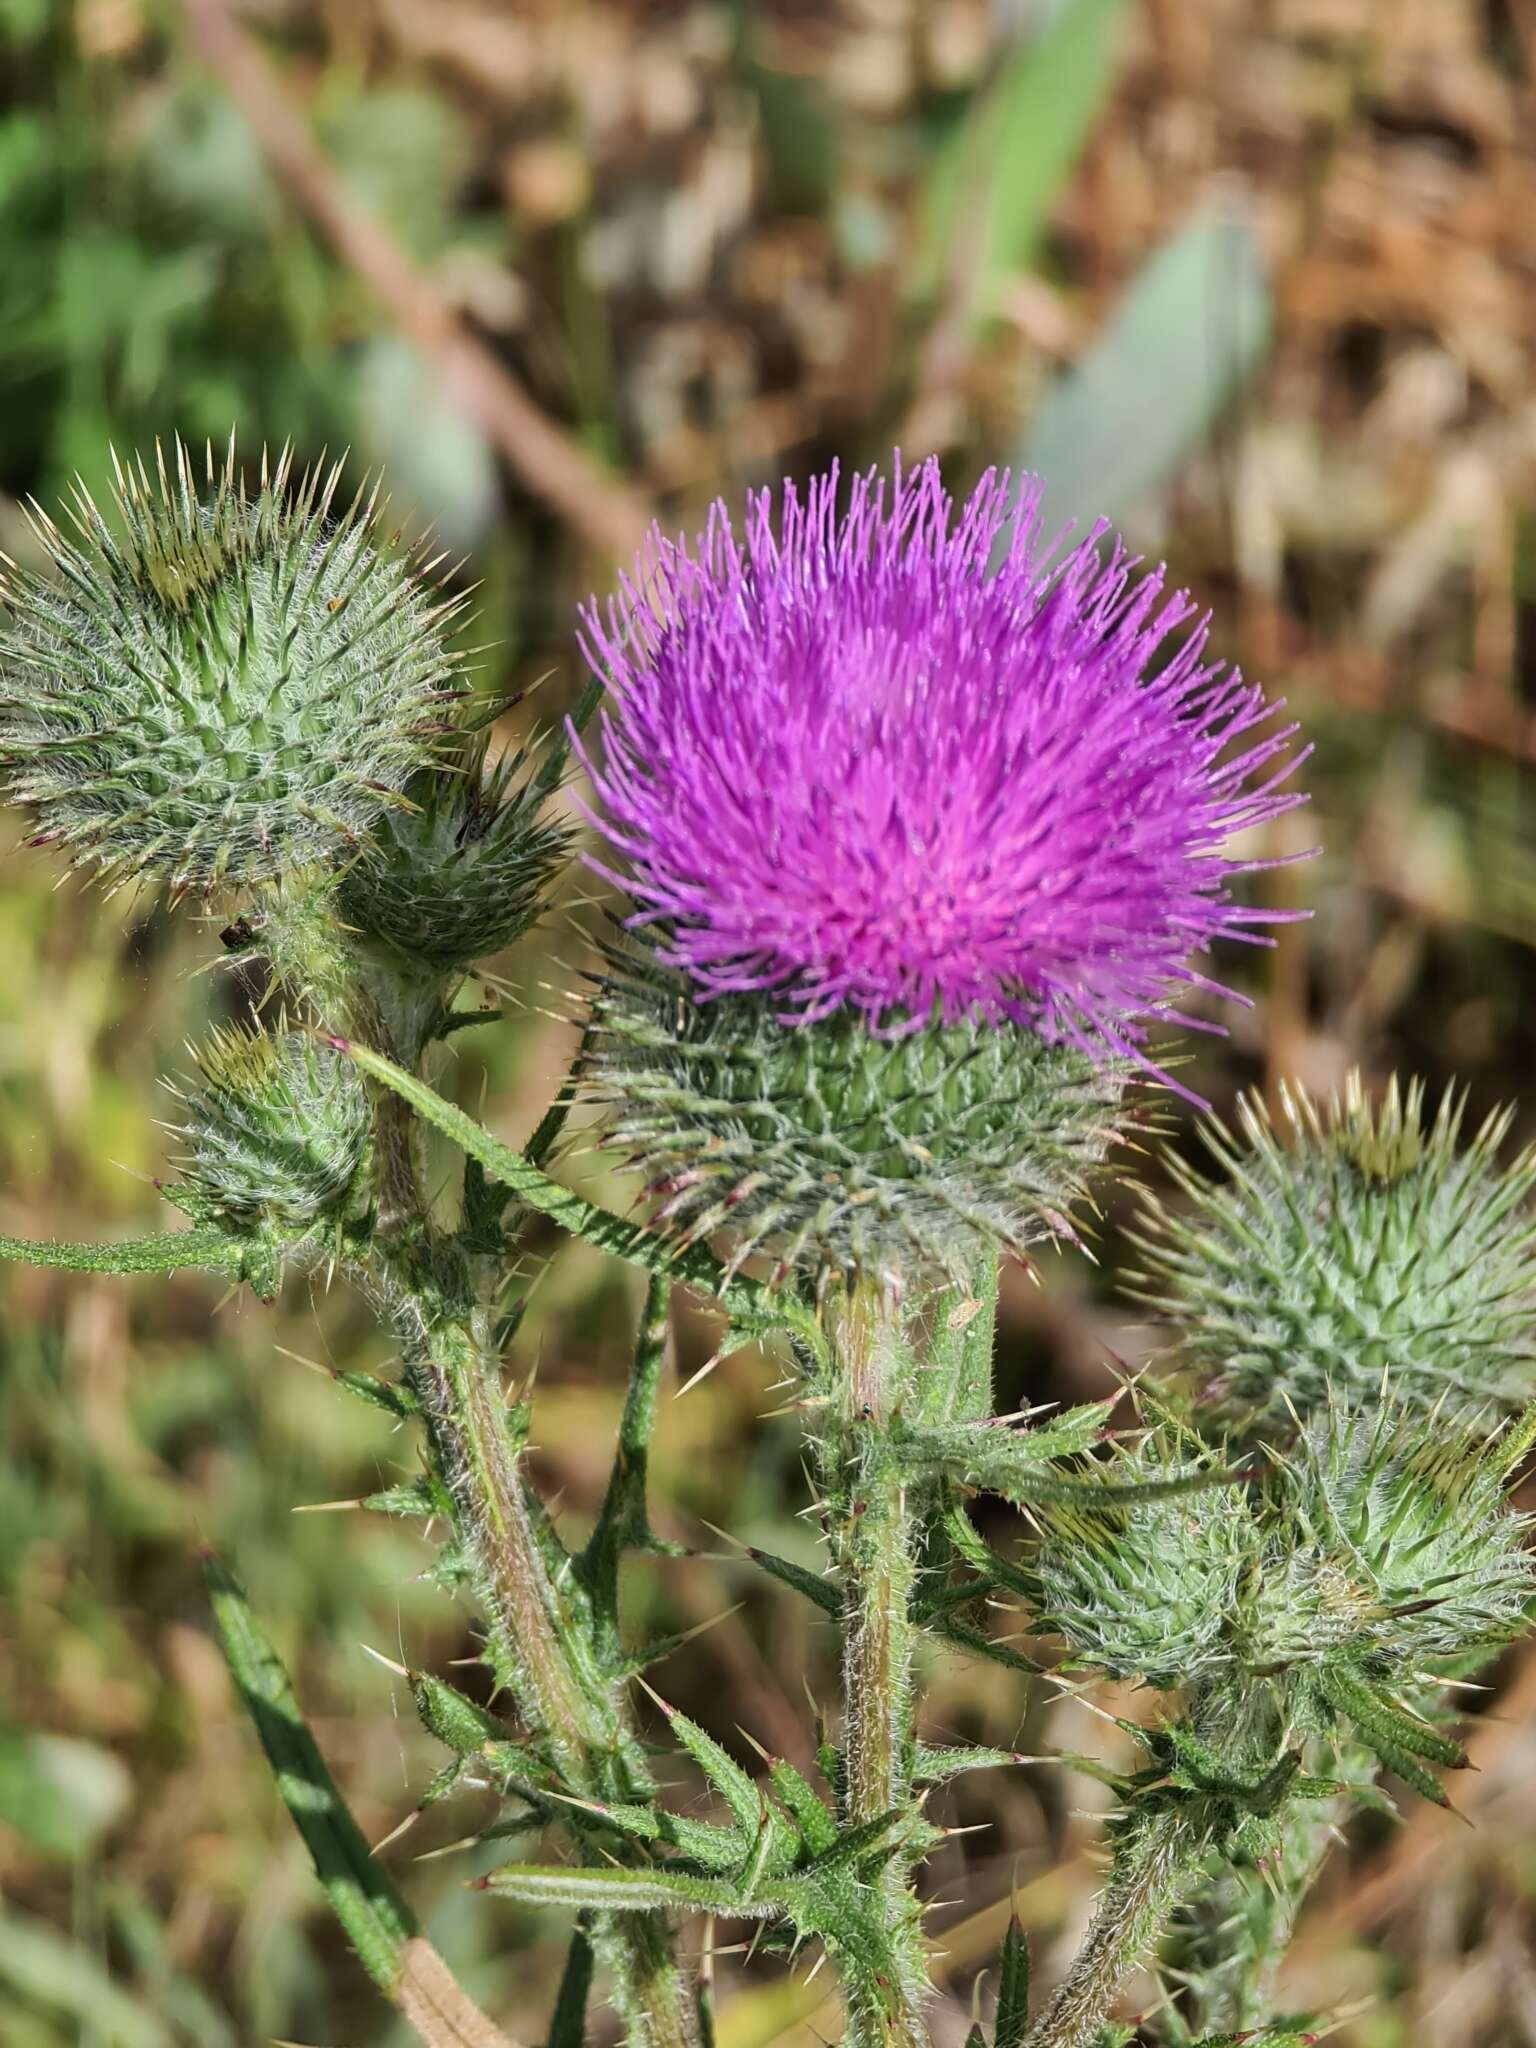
xmin=0 ymin=1228 xmax=249 ymax=1279
xmin=410 ymin=1671 xmax=508 ymax=1756
xmin=912 ymin=1744 xmax=1027 ymax=1785
xmin=738 ymin=1543 xmax=840 ymax=1616
xmin=994 ymin=1914 xmax=1031 ymax=2048
xmin=331 ymin=1037 xmax=811 ymax=1343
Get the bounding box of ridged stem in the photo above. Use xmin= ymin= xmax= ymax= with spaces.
xmin=1023 ymin=1816 xmax=1205 ymax=2048
xmin=824 ymin=1285 xmax=928 ymax=2048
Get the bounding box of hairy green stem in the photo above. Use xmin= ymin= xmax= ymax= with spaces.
xmin=1024 ymin=1817 xmax=1204 ymax=2048
xmin=824 ymin=1286 xmax=928 ymax=2048
xmin=363 ymin=1028 xmax=699 ymax=2048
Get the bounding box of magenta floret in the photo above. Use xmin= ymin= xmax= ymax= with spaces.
xmin=577 ymin=457 xmax=1308 ymax=1070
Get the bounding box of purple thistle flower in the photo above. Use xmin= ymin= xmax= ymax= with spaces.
xmin=576 ymin=457 xmax=1309 ymax=1080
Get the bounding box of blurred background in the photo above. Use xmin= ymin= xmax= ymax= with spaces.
xmin=2 ymin=0 xmax=1535 ymax=2041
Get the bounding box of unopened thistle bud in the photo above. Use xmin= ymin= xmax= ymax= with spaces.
xmin=574 ymin=458 xmax=1308 ymax=1282
xmin=337 ymin=732 xmax=570 ymax=975
xmin=167 ymin=1026 xmax=372 ymax=1241
xmin=1031 ymin=1399 xmax=1534 ymax=1785
xmin=0 ymin=439 xmax=460 ymax=895
xmin=1134 ymin=1075 xmax=1536 ymax=1427
xmin=1032 ymin=1436 xmax=1257 ymax=1689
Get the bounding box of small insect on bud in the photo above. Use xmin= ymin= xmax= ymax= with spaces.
xmin=1133 ymin=1074 xmax=1536 ymax=1429
xmin=166 ymin=1026 xmax=372 ymax=1241
xmin=336 ymin=731 xmax=571 ymax=975
xmin=0 ymin=437 xmax=462 ymax=895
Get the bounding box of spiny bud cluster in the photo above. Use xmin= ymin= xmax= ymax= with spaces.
xmin=1132 ymin=1075 xmax=1536 ymax=1428
xmin=165 ymin=1025 xmax=372 ymax=1243
xmin=0 ymin=439 xmax=461 ymax=895
xmin=1033 ymin=1399 xmax=1535 ymax=1793
xmin=579 ymin=946 xmax=1131 ymax=1284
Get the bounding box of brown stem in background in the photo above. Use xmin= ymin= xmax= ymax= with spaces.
xmin=180 ymin=0 xmax=654 ymax=566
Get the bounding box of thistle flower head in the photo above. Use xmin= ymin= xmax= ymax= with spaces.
xmin=1031 ymin=1398 xmax=1534 ymax=1792
xmin=337 ymin=731 xmax=571 ymax=975
xmin=167 ymin=1025 xmax=372 ymax=1239
xmin=578 ymin=457 xmax=1307 ymax=1068
xmin=1281 ymin=1398 xmax=1536 ymax=1669
xmin=0 ymin=439 xmax=460 ymax=894
xmin=1134 ymin=1075 xmax=1536 ymax=1427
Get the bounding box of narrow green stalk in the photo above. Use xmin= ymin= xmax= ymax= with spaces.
xmin=823 ymin=1286 xmax=928 ymax=2048
xmin=1024 ymin=1816 xmax=1205 ymax=2048
xmin=377 ymin=1276 xmax=699 ymax=2048
xmin=364 ymin=1024 xmax=700 ymax=2048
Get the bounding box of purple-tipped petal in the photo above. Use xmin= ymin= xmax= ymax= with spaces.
xmin=577 ymin=456 xmax=1308 ymax=1059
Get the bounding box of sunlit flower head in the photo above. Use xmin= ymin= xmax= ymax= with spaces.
xmin=577 ymin=457 xmax=1308 ymax=1075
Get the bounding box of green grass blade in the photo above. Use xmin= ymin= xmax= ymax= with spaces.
xmin=205 ymin=1553 xmax=519 ymax=2048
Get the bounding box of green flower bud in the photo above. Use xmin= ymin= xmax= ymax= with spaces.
xmin=1132 ymin=1075 xmax=1536 ymax=1427
xmin=1032 ymin=1437 xmax=1258 ymax=1689
xmin=168 ymin=1026 xmax=372 ymax=1239
xmin=1281 ymin=1399 xmax=1536 ymax=1672
xmin=1031 ymin=1400 xmax=1533 ymax=1763
xmin=0 ymin=440 xmax=459 ymax=894
xmin=336 ymin=732 xmax=570 ymax=973
xmin=578 ymin=949 xmax=1130 ymax=1283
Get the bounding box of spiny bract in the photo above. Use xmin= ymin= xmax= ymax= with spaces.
xmin=337 ymin=731 xmax=570 ymax=974
xmin=0 ymin=439 xmax=460 ymax=894
xmin=579 ymin=948 xmax=1131 ymax=1283
xmin=1133 ymin=1074 xmax=1536 ymax=1427
xmin=167 ymin=1026 xmax=372 ymax=1238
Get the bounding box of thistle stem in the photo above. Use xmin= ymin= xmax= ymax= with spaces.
xmin=363 ymin=1001 xmax=698 ymax=2048
xmin=1023 ymin=1816 xmax=1204 ymax=2048
xmin=824 ymin=1286 xmax=928 ymax=2048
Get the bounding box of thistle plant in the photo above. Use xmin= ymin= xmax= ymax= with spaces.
xmin=2 ymin=441 xmax=1533 ymax=2048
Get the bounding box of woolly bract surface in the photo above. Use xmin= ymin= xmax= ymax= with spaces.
xmin=580 ymin=950 xmax=1129 ymax=1281
xmin=1135 ymin=1075 xmax=1536 ymax=1425
xmin=0 ymin=442 xmax=457 ymax=893
xmin=579 ymin=456 xmax=1307 ymax=1068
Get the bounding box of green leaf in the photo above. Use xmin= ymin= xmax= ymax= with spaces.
xmin=995 ymin=1914 xmax=1031 ymax=2048
xmin=0 ymin=1228 xmax=247 ymax=1279
xmin=332 ymin=1038 xmax=813 ymax=1345
xmin=411 ymin=1670 xmax=508 ymax=1756
xmin=1014 ymin=196 xmax=1272 ymax=536
xmin=912 ymin=1743 xmax=1025 ymax=1786
xmin=205 ymin=1553 xmax=416 ymax=1989
xmin=549 ymin=1924 xmax=596 ymax=2048
xmin=981 ymin=0 xmax=1128 ymax=303
xmin=739 ymin=1542 xmax=840 ymax=1616
xmin=481 ymin=1863 xmax=775 ymax=1918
